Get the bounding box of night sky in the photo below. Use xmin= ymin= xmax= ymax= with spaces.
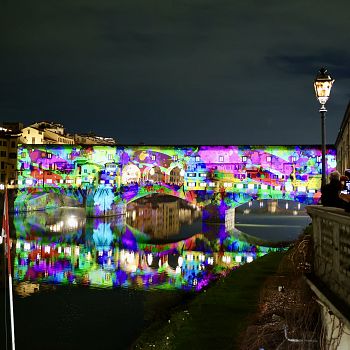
xmin=1 ymin=1 xmax=350 ymax=145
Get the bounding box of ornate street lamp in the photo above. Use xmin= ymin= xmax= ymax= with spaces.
xmin=314 ymin=68 xmax=335 ymax=187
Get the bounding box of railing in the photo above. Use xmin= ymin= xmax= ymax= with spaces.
xmin=306 ymin=205 xmax=350 ymax=308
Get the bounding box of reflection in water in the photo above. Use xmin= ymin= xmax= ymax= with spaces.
xmin=235 ymin=199 xmax=311 ymax=242
xmin=10 ymin=199 xmax=280 ymax=295
xmin=14 ymin=231 xmax=273 ymax=294
xmin=126 ymin=197 xmax=201 ymax=239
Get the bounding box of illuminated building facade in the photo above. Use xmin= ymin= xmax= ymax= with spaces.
xmin=127 ymin=200 xmax=180 ymax=238
xmin=336 ymin=102 xmax=350 ymax=174
xmin=16 ymin=144 xmax=336 ymax=214
xmin=0 ymin=125 xmax=21 ymax=188
xmin=21 ymin=122 xmax=74 ymax=145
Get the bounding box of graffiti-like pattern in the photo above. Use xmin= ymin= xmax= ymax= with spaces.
xmin=16 ymin=145 xmax=336 ymax=212
xmin=14 ymin=222 xmax=277 ymax=292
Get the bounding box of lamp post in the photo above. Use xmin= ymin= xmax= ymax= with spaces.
xmin=314 ymin=68 xmax=335 ymax=187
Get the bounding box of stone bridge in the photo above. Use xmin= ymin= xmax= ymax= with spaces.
xmin=15 ymin=144 xmax=336 ymax=218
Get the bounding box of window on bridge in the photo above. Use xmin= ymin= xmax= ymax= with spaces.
xmin=122 ymin=164 xmax=141 ymax=184
xmin=169 ymin=167 xmax=184 ymax=185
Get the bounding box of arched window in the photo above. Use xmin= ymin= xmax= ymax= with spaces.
xmin=169 ymin=167 xmax=184 ymax=185
xmin=122 ymin=164 xmax=141 ymax=184
xmin=148 ymin=166 xmax=163 ymax=183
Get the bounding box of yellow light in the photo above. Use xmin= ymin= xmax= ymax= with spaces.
xmin=314 ymin=68 xmax=334 ymax=105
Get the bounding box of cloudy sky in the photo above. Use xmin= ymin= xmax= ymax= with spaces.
xmin=1 ymin=0 xmax=350 ymax=144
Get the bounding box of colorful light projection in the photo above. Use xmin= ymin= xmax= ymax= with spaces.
xmin=13 ymin=230 xmax=278 ymax=292
xmin=16 ymin=145 xmax=337 ymax=212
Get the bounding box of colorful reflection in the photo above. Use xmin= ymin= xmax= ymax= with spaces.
xmin=13 ymin=219 xmax=279 ymax=293
xmin=16 ymin=145 xmax=337 ymax=214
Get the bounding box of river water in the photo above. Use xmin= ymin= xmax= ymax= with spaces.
xmin=1 ymin=197 xmax=310 ymax=350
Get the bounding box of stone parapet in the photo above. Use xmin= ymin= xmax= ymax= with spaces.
xmin=306 ymin=205 xmax=350 ymax=308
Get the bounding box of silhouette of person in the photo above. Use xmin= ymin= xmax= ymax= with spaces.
xmin=321 ymin=171 xmax=350 ymax=210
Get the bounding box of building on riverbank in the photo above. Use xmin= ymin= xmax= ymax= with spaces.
xmin=0 ymin=124 xmax=21 ymax=188
xmin=0 ymin=120 xmax=117 ymax=189
xmin=335 ymin=101 xmax=350 ymax=174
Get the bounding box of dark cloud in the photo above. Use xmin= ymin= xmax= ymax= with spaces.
xmin=0 ymin=0 xmax=349 ymax=144
xmin=266 ymin=51 xmax=350 ymax=79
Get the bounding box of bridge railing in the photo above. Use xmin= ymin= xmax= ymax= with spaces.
xmin=306 ymin=205 xmax=350 ymax=308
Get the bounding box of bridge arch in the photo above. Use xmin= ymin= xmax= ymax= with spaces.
xmin=168 ymin=166 xmax=185 ymax=185
xmin=123 ymin=183 xmax=195 ymax=205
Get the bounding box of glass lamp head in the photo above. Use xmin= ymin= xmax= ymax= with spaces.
xmin=314 ymin=68 xmax=335 ymax=105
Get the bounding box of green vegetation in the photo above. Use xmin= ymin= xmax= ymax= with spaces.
xmin=134 ymin=251 xmax=285 ymax=350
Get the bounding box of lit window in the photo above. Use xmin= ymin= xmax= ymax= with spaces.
xmin=195 ymin=156 xmax=200 ymax=162
xmin=151 ymin=155 xmax=156 ymax=161
xmin=242 ymin=156 xmax=247 ymax=162
xmin=261 ymin=184 xmax=268 ymax=190
xmin=187 ymin=182 xmax=196 ymax=187
xmin=236 ymin=183 xmax=243 ymax=189
xmin=219 ymin=156 xmax=224 ymax=162
xmin=173 ymin=155 xmax=178 ymax=161
xmin=291 ymin=156 xmax=297 ymax=162
xmin=209 ymin=182 xmax=215 ymax=187
xmin=223 ymin=182 xmax=232 ymax=188
xmin=285 ymin=183 xmax=293 ymax=191
xmin=66 ymin=179 xmax=73 ymax=184
xmin=187 ymin=173 xmax=196 ymax=177
xmin=46 ymin=179 xmax=53 ymax=184
xmin=199 ymin=173 xmax=206 ymax=177
xmin=316 ymin=156 xmax=322 ymax=162
xmin=199 ymin=182 xmax=206 ymax=187
xmin=266 ymin=156 xmax=271 ymax=162
xmin=108 ymin=154 xmax=113 ymax=160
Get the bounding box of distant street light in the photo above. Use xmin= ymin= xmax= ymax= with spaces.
xmin=314 ymin=68 xmax=335 ymax=187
